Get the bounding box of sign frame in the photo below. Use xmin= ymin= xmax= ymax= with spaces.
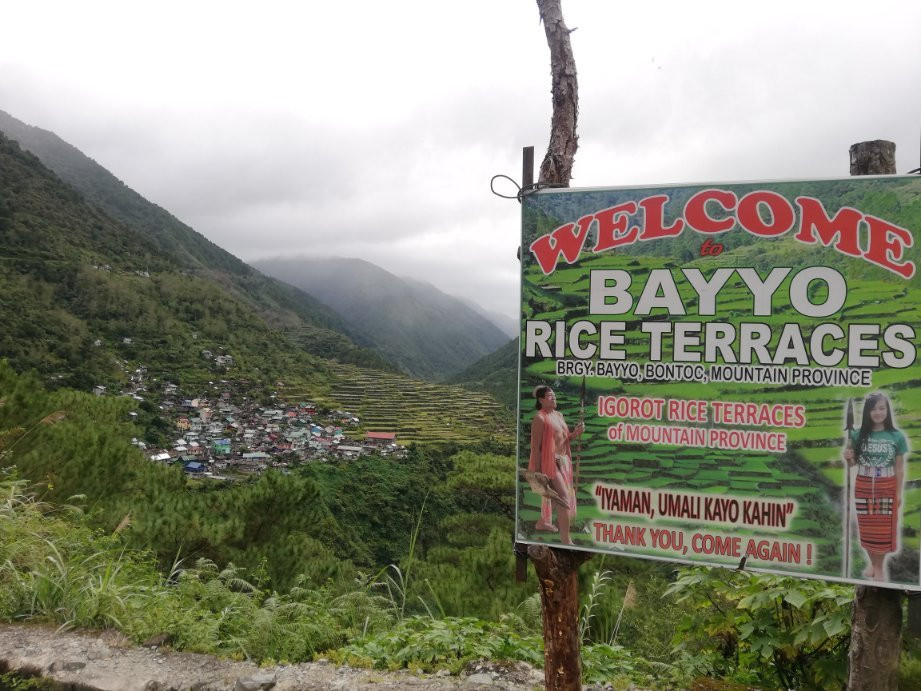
xmin=515 ymin=174 xmax=921 ymax=591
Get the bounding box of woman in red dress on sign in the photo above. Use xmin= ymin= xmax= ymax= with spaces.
xmin=528 ymin=386 xmax=583 ymax=545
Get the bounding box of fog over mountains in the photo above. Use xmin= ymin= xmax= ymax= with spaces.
xmin=0 ymin=109 xmax=513 ymax=382
xmin=254 ymin=257 xmax=511 ymax=380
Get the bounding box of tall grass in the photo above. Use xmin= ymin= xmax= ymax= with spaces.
xmin=0 ymin=474 xmax=783 ymax=688
xmin=0 ymin=474 xmax=394 ymax=661
xmin=368 ymin=493 xmax=436 ymax=620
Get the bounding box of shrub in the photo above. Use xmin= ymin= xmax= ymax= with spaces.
xmin=665 ymin=567 xmax=852 ymax=689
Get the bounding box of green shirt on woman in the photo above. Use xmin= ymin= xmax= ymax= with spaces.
xmin=849 ymin=428 xmax=908 ymax=468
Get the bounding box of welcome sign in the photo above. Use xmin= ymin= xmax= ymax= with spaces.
xmin=516 ymin=176 xmax=921 ymax=589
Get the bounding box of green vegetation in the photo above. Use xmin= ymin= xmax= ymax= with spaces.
xmin=13 ymin=468 xmax=921 ymax=689
xmin=0 ymin=474 xmax=381 ymax=659
xmin=0 ymin=130 xmax=390 ymax=392
xmin=321 ymin=364 xmax=512 ymax=445
xmin=448 ymin=337 xmax=518 ymax=410
xmin=666 ymin=567 xmax=852 ymax=688
xmin=0 ymin=476 xmax=692 ymax=686
xmin=6 ymin=367 xmax=921 ymax=688
xmin=255 ymin=257 xmax=510 ymax=381
xmin=0 ymin=362 xmax=336 ymax=585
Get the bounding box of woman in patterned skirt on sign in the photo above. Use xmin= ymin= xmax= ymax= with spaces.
xmin=843 ymin=392 xmax=908 ymax=581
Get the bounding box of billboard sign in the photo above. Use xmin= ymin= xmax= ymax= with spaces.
xmin=516 ymin=175 xmax=921 ymax=589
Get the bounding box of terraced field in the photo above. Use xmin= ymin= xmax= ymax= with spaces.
xmin=308 ymin=365 xmax=513 ymax=445
xmin=516 ymin=177 xmax=921 ymax=587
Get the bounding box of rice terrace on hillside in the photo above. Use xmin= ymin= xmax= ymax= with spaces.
xmin=314 ymin=364 xmax=513 ymax=445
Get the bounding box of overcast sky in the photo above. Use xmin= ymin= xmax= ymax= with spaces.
xmin=2 ymin=0 xmax=920 ymax=320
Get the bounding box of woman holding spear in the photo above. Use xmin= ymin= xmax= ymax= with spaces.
xmin=842 ymin=392 xmax=908 ymax=581
xmin=528 ymin=385 xmax=584 ymax=545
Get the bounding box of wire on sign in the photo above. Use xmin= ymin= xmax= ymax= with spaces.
xmin=490 ymin=174 xmax=566 ymax=203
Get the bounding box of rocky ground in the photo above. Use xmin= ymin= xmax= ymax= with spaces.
xmin=0 ymin=623 xmax=545 ymax=690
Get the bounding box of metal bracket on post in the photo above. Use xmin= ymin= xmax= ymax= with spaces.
xmin=908 ymin=592 xmax=921 ymax=637
xmin=514 ymin=542 xmax=529 ymax=582
xmin=516 ymin=146 xmax=534 ymax=261
xmin=513 ymin=145 xmax=535 ymax=583
xmin=522 ymin=146 xmax=534 ymax=191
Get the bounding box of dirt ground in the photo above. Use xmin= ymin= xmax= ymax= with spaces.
xmin=0 ymin=623 xmax=546 ymax=690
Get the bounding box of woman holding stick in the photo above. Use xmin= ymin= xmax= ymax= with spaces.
xmin=843 ymin=392 xmax=908 ymax=581
xmin=529 ymin=386 xmax=583 ymax=545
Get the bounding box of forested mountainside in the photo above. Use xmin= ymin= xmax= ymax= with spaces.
xmin=0 ymin=132 xmax=340 ymax=393
xmin=0 ymin=129 xmax=517 ymax=585
xmin=448 ymin=337 xmax=518 ymax=410
xmin=453 ymin=293 xmax=518 ymax=338
xmin=255 ymin=256 xmax=509 ymax=380
xmin=0 ymin=110 xmax=392 ymax=371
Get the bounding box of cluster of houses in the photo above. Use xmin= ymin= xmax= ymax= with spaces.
xmin=92 ymin=263 xmax=149 ymax=279
xmin=200 ymin=349 xmax=234 ymax=368
xmin=105 ymin=372 xmax=404 ymax=479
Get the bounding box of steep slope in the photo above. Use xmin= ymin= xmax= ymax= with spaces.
xmin=0 ymin=133 xmax=333 ymax=393
xmin=454 ymin=295 xmax=518 ymax=339
xmin=0 ymin=110 xmax=391 ymax=370
xmin=253 ymin=257 xmax=509 ymax=380
xmin=447 ymin=337 xmax=518 ymax=410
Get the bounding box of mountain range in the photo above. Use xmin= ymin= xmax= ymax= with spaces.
xmin=0 ymin=110 xmax=513 ymax=386
xmin=254 ymin=257 xmax=509 ymax=380
xmin=0 ymin=130 xmax=332 ymax=392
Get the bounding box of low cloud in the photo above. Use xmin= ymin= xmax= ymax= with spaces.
xmin=2 ymin=0 xmax=920 ymax=322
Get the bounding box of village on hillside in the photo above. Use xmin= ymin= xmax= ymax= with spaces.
xmin=97 ymin=361 xmax=406 ymax=480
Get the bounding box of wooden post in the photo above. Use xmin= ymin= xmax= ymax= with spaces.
xmin=849 ymin=140 xmax=897 ymax=176
xmin=529 ymin=3 xmax=588 ymax=689
xmin=528 ymin=544 xmax=592 ymax=690
xmin=523 ymin=145 xmax=535 ymax=191
xmin=846 ymin=138 xmax=904 ymax=691
xmin=536 ymin=0 xmax=578 ymax=187
xmin=849 ymin=587 xmax=903 ymax=689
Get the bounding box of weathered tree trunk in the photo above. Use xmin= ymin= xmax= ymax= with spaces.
xmin=849 ymin=586 xmax=903 ymax=689
xmin=536 ymin=0 xmax=578 ymax=187
xmin=531 ymin=3 xmax=586 ymax=690
xmin=849 ymin=140 xmax=896 ymax=176
xmin=528 ymin=544 xmax=591 ymax=690
xmin=847 ymin=138 xmax=903 ymax=691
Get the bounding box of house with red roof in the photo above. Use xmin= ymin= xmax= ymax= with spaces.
xmin=365 ymin=431 xmax=397 ymax=445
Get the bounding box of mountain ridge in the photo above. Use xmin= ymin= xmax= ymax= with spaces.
xmin=0 ymin=109 xmax=393 ymax=371
xmin=400 ymin=277 xmax=518 ymax=339
xmin=447 ymin=336 xmax=518 ymax=410
xmin=0 ymin=131 xmax=334 ymax=393
xmin=254 ymin=256 xmax=509 ymax=380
